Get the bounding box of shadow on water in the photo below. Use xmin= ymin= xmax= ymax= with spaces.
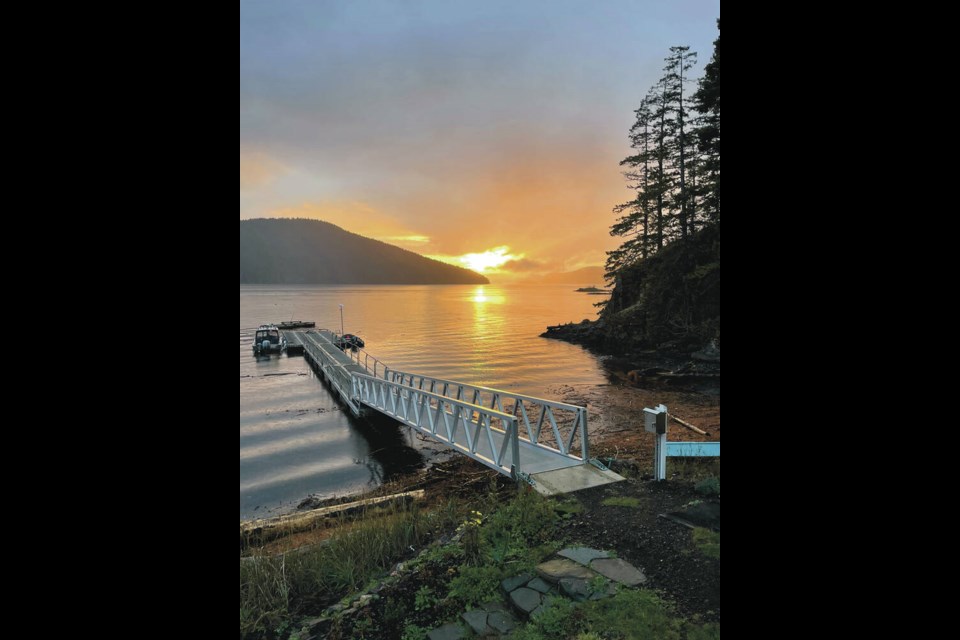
xmin=311 ymin=365 xmax=424 ymax=484
xmin=349 ymin=411 xmax=425 ymax=482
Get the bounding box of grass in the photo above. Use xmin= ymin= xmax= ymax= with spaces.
xmin=239 ymin=498 xmax=464 ymax=639
xmin=511 ymin=588 xmax=718 ymax=640
xmin=552 ymin=496 xmax=584 ymax=516
xmin=692 ymin=527 xmax=720 ymax=560
xmin=601 ymin=496 xmax=641 ymax=508
xmin=669 ymin=458 xmax=721 ymax=481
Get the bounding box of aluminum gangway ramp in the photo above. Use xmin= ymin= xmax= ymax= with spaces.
xmin=285 ymin=329 xmax=623 ymax=495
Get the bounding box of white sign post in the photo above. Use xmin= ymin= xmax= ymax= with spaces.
xmin=643 ymin=403 xmax=669 ymax=481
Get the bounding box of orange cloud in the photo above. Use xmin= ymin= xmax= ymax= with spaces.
xmin=240 ymin=151 xmax=285 ymax=190
xmin=380 ymin=132 xmax=624 ymax=276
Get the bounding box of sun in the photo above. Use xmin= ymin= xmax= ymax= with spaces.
xmin=457 ymin=247 xmax=516 ymax=273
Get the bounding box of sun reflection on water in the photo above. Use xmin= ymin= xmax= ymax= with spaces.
xmin=470 ymin=286 xmax=505 ymax=305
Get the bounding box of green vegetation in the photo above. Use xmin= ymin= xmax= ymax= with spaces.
xmin=413 ymin=586 xmax=437 ymax=611
xmin=241 ymin=481 xmax=720 ymax=639
xmin=692 ymin=528 xmax=720 ymax=560
xmin=449 ymin=488 xmax=561 ymax=606
xmin=239 ymin=500 xmax=463 ymax=638
xmin=601 ymin=496 xmax=641 ymax=508
xmin=401 ymin=624 xmax=428 ymax=640
xmin=695 ymin=476 xmax=720 ymax=497
xmin=239 ymin=218 xmax=489 ymax=285
xmin=512 ymin=588 xmax=717 ymax=640
xmin=669 ymin=457 xmax=721 ymax=481
xmin=552 ymin=496 xmax=584 ymax=517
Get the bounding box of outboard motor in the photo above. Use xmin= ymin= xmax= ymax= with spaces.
xmin=262 ymin=339 xmax=271 ymax=352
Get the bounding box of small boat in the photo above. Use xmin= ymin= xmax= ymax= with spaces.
xmin=336 ymin=333 xmax=365 ymax=350
xmin=253 ymin=324 xmax=287 ymax=355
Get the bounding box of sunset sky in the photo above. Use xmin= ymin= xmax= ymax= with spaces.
xmin=240 ymin=0 xmax=720 ymax=280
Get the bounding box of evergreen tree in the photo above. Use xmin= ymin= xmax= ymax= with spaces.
xmin=694 ymin=20 xmax=720 ymax=220
xmin=607 ymin=99 xmax=655 ymax=276
xmin=608 ymin=22 xmax=720 ymax=277
xmin=664 ymin=46 xmax=697 ymax=239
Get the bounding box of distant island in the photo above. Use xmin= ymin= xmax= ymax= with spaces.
xmin=240 ymin=218 xmax=488 ymax=285
xmin=574 ymin=286 xmax=610 ymax=294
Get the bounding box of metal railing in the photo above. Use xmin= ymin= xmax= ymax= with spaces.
xmin=300 ymin=333 xmax=361 ymax=415
xmin=342 ymin=345 xmax=390 ymax=379
xmin=353 ymin=373 xmax=521 ymax=478
xmin=385 ymin=370 xmax=588 ymax=462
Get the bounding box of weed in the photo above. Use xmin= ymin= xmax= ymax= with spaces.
xmin=601 ymin=496 xmax=641 ymax=508
xmin=692 ymin=528 xmax=720 ymax=560
xmin=459 ymin=510 xmax=483 ymax=565
xmin=508 ymin=588 xmax=708 ymax=640
xmin=552 ymin=496 xmax=584 ymax=517
xmin=511 ymin=598 xmax=579 ymax=640
xmin=401 ymin=624 xmax=428 ymax=640
xmin=447 ymin=564 xmax=504 ymax=607
xmin=587 ymin=575 xmax=609 ymax=595
xmin=581 ymin=589 xmax=682 ymax=640
xmin=353 ymin=614 xmax=373 ymax=637
xmin=685 ymin=622 xmax=721 ymax=640
xmin=383 ymin=596 xmax=408 ymax=629
xmin=695 ymin=476 xmax=720 ymax=497
xmin=671 ymin=458 xmax=721 ymax=480
xmin=414 ymin=586 xmax=436 ymax=611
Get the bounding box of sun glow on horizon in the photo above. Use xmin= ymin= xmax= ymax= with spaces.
xmin=430 ymin=246 xmax=522 ymax=274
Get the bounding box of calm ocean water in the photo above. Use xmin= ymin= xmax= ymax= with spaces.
xmin=239 ymin=284 xmax=607 ymax=520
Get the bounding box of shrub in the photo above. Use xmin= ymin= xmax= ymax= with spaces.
xmin=695 ymin=476 xmax=720 ymax=497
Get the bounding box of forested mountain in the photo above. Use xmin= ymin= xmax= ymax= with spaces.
xmin=240 ymin=218 xmax=488 ymax=285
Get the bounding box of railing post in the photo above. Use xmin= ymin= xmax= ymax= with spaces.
xmin=580 ymin=409 xmax=589 ymax=462
xmin=511 ymin=418 xmax=521 ymax=479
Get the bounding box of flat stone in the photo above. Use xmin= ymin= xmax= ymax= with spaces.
xmin=558 ymin=546 xmax=611 ymax=566
xmin=509 ymin=587 xmax=542 ymax=614
xmin=526 ymin=577 xmax=552 ymax=593
xmin=428 ymin=623 xmax=467 ymax=640
xmin=559 ymin=578 xmax=590 ymax=601
xmin=501 ymin=573 xmax=533 ymax=594
xmin=461 ymin=610 xmax=489 ymax=636
xmin=487 ymin=610 xmax=517 ymax=634
xmin=481 ymin=600 xmax=508 ymax=613
xmin=535 ymin=558 xmax=598 ymax=583
xmin=589 ymin=558 xmax=647 ymax=586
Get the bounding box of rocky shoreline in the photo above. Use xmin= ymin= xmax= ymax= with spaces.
xmin=542 ymin=319 xmax=720 ymax=393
